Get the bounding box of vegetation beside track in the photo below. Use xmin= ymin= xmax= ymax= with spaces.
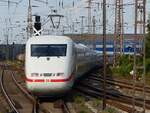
xmin=110 ymin=55 xmax=133 ymax=76
xmin=0 ymin=60 xmax=24 ymax=69
xmin=110 ymin=17 xmax=150 ymax=78
xmin=73 ymin=95 xmax=92 ymax=113
xmin=146 ymin=17 xmax=150 ymax=74
xmin=73 ymin=93 xmax=119 ymax=113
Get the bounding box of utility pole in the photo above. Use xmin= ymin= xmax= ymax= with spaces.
xmin=92 ymin=16 xmax=96 ymax=34
xmin=80 ymin=16 xmax=85 ymax=39
xmin=72 ymin=22 xmax=75 ymax=35
xmin=102 ymin=0 xmax=106 ymax=110
xmin=92 ymin=16 xmax=96 ymax=49
xmin=5 ymin=19 xmax=9 ymax=45
xmin=80 ymin=16 xmax=85 ymax=35
xmin=27 ymin=0 xmax=33 ymax=39
xmin=87 ymin=0 xmax=92 ymax=34
xmin=133 ymin=0 xmax=146 ymax=112
xmin=113 ymin=0 xmax=124 ymax=66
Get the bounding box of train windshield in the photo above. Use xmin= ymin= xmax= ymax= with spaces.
xmin=31 ymin=44 xmax=67 ymax=57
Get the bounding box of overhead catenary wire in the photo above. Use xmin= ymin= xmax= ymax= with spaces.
xmin=0 ymin=0 xmax=149 ymax=42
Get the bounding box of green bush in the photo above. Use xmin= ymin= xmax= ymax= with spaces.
xmin=146 ymin=58 xmax=150 ymax=72
xmin=119 ymin=63 xmax=132 ymax=76
xmin=79 ymin=111 xmax=87 ymax=113
xmin=105 ymin=107 xmax=117 ymax=113
xmin=111 ymin=55 xmax=133 ymax=76
xmin=111 ymin=17 xmax=150 ymax=76
xmin=146 ymin=19 xmax=150 ymax=58
xmin=146 ymin=17 xmax=150 ymax=72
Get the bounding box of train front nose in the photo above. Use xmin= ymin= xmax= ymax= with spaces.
xmin=25 ymin=42 xmax=74 ymax=96
xmin=25 ymin=59 xmax=74 ymax=96
xmin=26 ymin=73 xmax=74 ymax=96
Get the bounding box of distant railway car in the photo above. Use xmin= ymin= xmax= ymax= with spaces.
xmin=25 ymin=35 xmax=100 ymax=97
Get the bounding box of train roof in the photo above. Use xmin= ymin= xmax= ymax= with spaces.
xmin=26 ymin=35 xmax=73 ymax=44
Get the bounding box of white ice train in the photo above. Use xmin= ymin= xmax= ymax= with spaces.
xmin=25 ymin=35 xmax=100 ymax=97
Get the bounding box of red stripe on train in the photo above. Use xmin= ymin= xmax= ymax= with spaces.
xmin=26 ymin=74 xmax=73 ymax=83
xmin=51 ymin=75 xmax=73 ymax=82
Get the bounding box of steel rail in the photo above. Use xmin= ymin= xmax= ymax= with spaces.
xmin=11 ymin=71 xmax=35 ymax=102
xmin=76 ymin=82 xmax=150 ymax=109
xmin=33 ymin=100 xmax=38 ymax=113
xmin=90 ymin=74 xmax=150 ymax=93
xmin=75 ymin=86 xmax=135 ymax=112
xmin=86 ymin=76 xmax=150 ymax=93
xmin=0 ymin=70 xmax=20 ymax=113
xmin=11 ymin=71 xmax=37 ymax=113
xmin=82 ymin=80 xmax=150 ymax=104
xmin=11 ymin=71 xmax=52 ymax=113
xmin=61 ymin=101 xmax=71 ymax=113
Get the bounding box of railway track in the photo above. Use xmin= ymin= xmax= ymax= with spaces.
xmin=53 ymin=99 xmax=72 ymax=113
xmin=13 ymin=71 xmax=72 ymax=113
xmin=78 ymin=81 xmax=150 ymax=106
xmin=11 ymin=71 xmax=41 ymax=113
xmin=32 ymin=98 xmax=72 ymax=113
xmin=59 ymin=100 xmax=71 ymax=113
xmin=3 ymin=63 xmax=150 ymax=112
xmin=90 ymin=73 xmax=150 ymax=94
xmin=0 ymin=65 xmax=44 ymax=113
xmin=0 ymin=70 xmax=20 ymax=113
xmin=75 ymin=85 xmax=141 ymax=112
xmin=0 ymin=69 xmax=36 ymax=113
xmin=0 ymin=63 xmax=73 ymax=113
xmin=74 ymin=73 xmax=150 ymax=112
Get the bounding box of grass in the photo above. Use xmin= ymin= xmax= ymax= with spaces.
xmin=73 ymin=94 xmax=94 ymax=113
xmin=5 ymin=60 xmax=24 ymax=70
xmin=92 ymin=98 xmax=102 ymax=108
xmin=100 ymin=107 xmax=118 ymax=113
xmin=105 ymin=107 xmax=118 ymax=113
xmin=79 ymin=111 xmax=88 ymax=113
xmin=3 ymin=60 xmax=24 ymax=68
xmin=74 ymin=95 xmax=85 ymax=105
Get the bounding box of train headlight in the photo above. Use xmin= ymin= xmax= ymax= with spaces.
xmin=57 ymin=73 xmax=64 ymax=76
xmin=31 ymin=73 xmax=39 ymax=77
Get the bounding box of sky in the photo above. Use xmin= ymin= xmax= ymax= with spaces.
xmin=0 ymin=0 xmax=150 ymax=44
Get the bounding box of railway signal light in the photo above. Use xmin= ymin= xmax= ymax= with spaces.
xmin=34 ymin=15 xmax=42 ymax=36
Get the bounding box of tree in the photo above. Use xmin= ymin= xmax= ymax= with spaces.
xmin=146 ymin=17 xmax=150 ymax=58
xmin=146 ymin=16 xmax=150 ymax=72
